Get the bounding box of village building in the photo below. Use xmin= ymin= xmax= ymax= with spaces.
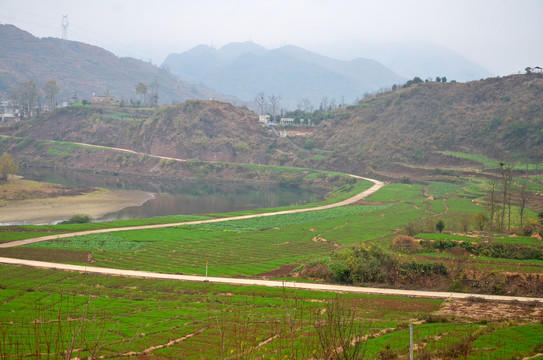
xmin=279 ymin=117 xmax=294 ymax=126
xmin=0 ymin=100 xmax=19 ymax=123
xmin=91 ymin=95 xmax=117 ymax=104
xmin=258 ymin=114 xmax=271 ymax=125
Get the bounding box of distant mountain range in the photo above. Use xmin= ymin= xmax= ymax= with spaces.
xmin=162 ymin=42 xmax=406 ymax=109
xmin=0 ymin=24 xmax=236 ymax=105
xmin=162 ymin=40 xmax=494 ymax=109
xmin=349 ymin=40 xmax=494 ymax=82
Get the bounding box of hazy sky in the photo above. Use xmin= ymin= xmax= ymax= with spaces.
xmin=1 ymin=0 xmax=541 ymax=75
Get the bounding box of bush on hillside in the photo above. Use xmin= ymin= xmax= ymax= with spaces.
xmin=59 ymin=214 xmax=93 ymax=224
xmin=391 ymin=235 xmax=421 ymax=252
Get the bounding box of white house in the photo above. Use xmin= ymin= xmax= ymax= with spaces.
xmin=279 ymin=117 xmax=294 ymax=126
xmin=259 ymin=114 xmax=271 ymax=125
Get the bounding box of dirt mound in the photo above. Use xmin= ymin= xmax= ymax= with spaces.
xmin=435 ymin=298 xmax=543 ymax=321
xmin=257 ymin=264 xmax=299 ymax=278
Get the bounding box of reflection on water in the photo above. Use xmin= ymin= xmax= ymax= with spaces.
xmin=19 ymin=168 xmax=326 ymax=221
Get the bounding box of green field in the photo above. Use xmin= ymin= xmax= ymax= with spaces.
xmin=0 ymin=265 xmax=541 ymax=360
xmin=1 ymin=165 xmax=542 ymax=358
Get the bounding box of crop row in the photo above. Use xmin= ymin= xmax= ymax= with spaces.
xmin=0 ymin=265 xmax=541 ymax=359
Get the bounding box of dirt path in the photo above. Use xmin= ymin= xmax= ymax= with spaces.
xmin=4 ymin=143 xmax=540 ymax=303
xmin=0 ymin=256 xmax=541 ymax=303
xmin=0 ymin=154 xmax=384 ymax=248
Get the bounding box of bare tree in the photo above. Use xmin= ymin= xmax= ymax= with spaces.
xmin=519 ymin=162 xmax=529 ymax=228
xmin=499 ymin=163 xmax=512 ymax=232
xmin=320 ymin=96 xmax=328 ymax=112
xmin=300 ymin=98 xmax=313 ymax=113
xmin=149 ymin=79 xmax=159 ymax=107
xmin=14 ymin=80 xmax=40 ymax=118
xmin=268 ymin=94 xmax=281 ymax=121
xmin=255 ymin=92 xmax=267 ymax=115
xmin=43 ymin=79 xmax=59 ymax=110
xmin=488 ymin=180 xmax=497 ymax=230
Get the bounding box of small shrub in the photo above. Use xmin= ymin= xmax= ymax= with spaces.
xmin=436 ymin=220 xmax=445 ymax=233
xmin=59 ymin=214 xmax=93 ymax=224
xmin=404 ymin=222 xmax=421 ymax=237
xmin=391 ymin=235 xmax=421 ymax=252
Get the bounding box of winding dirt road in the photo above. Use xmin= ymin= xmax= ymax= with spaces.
xmin=0 ymin=174 xmax=383 ymax=248
xmin=1 ymin=143 xmax=541 ymax=303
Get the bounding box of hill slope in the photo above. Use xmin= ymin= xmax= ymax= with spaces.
xmin=2 ymin=75 xmax=542 ymax=178
xmin=3 ymin=100 xmax=286 ymax=165
xmin=0 ymin=24 xmax=235 ymax=105
xmin=162 ymin=42 xmax=405 ymax=108
xmin=311 ymin=74 xmax=543 ymax=173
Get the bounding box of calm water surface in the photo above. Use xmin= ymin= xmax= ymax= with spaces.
xmin=19 ymin=168 xmax=327 ymax=222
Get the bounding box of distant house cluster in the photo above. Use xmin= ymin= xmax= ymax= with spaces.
xmin=91 ymin=95 xmax=117 ymax=104
xmin=0 ymin=100 xmax=19 ymax=124
xmin=258 ymin=115 xmax=312 ymax=127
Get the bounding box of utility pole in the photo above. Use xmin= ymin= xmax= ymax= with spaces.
xmin=409 ymin=323 xmax=414 ymax=360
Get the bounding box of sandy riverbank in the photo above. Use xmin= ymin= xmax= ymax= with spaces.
xmin=0 ymin=188 xmax=155 ymax=225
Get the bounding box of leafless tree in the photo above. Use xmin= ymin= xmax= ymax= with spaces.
xmin=299 ymin=98 xmax=313 ymax=113
xmin=149 ymin=79 xmax=159 ymax=107
xmin=488 ymin=180 xmax=497 ymax=230
xmin=255 ymin=92 xmax=267 ymax=115
xmin=320 ymin=96 xmax=328 ymax=112
xmin=268 ymin=94 xmax=281 ymax=121
xmin=43 ymin=79 xmax=59 ymax=110
xmin=14 ymin=80 xmax=40 ymax=118
xmin=499 ymin=163 xmax=512 ymax=232
xmin=519 ymin=162 xmax=529 ymax=228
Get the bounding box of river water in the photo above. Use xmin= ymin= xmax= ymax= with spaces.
xmin=18 ymin=168 xmax=327 ymax=222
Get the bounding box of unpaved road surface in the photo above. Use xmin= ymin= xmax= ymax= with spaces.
xmin=0 ymin=257 xmax=541 ymax=303
xmin=1 ymin=143 xmax=541 ymax=303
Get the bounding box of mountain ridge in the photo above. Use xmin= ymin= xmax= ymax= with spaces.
xmin=162 ymin=42 xmax=406 ymax=109
xmin=0 ymin=24 xmax=237 ymax=105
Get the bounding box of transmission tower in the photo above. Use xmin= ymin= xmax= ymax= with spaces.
xmin=61 ymin=15 xmax=69 ymax=40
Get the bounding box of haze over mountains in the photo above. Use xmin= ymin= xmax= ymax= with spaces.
xmin=162 ymin=41 xmax=494 ymax=109
xmin=1 ymin=24 xmax=494 ymax=110
xmin=325 ymin=40 xmax=494 ymax=82
xmin=0 ymin=24 xmax=235 ymax=105
xmin=163 ymin=42 xmax=405 ymax=109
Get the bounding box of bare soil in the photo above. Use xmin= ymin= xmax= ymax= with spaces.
xmin=0 ymin=177 xmax=154 ymax=224
xmin=0 ymin=247 xmax=92 ymax=264
xmin=435 ymin=298 xmax=543 ymax=321
xmin=0 ymin=176 xmax=94 ymax=201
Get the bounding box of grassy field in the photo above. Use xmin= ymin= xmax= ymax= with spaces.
xmin=1 ymin=167 xmax=543 ymax=358
xmin=0 ymin=265 xmax=541 ymax=360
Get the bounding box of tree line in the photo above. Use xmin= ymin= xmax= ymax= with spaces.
xmin=5 ymin=79 xmax=161 ymax=119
